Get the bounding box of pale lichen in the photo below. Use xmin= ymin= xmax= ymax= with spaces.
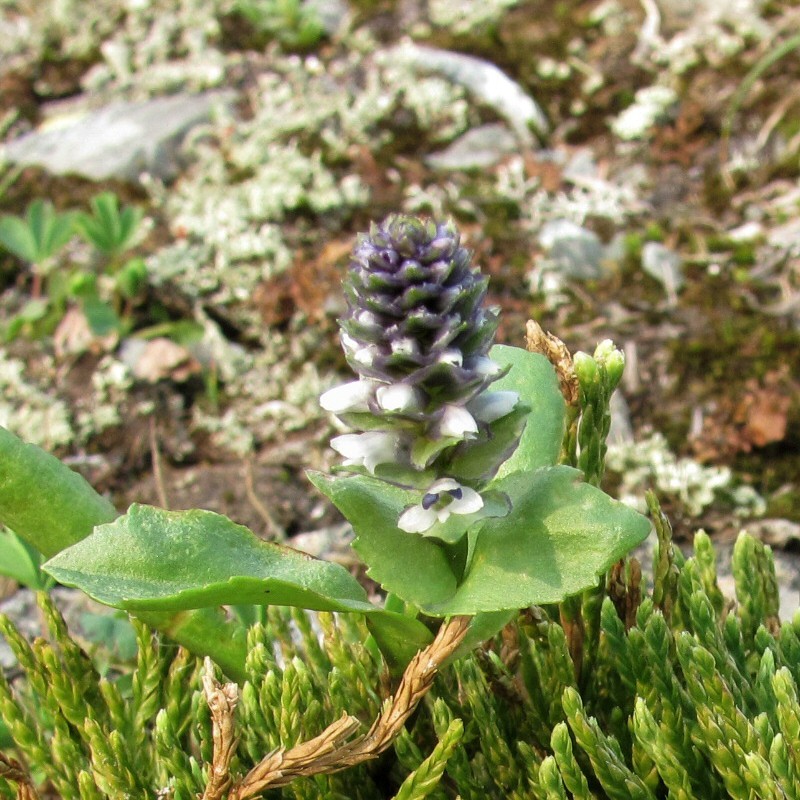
xmin=191 ymin=323 xmax=333 ymax=453
xmin=0 ymin=352 xmax=72 ymax=449
xmin=428 ymin=0 xmax=522 ymax=34
xmin=607 ymin=432 xmax=766 ymax=517
xmin=74 ymin=356 xmax=135 ymax=440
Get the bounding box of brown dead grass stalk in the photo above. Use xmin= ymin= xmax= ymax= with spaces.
xmin=202 ymin=615 xmax=471 ymax=799
xmin=0 ymin=753 xmax=39 ymax=800
xmin=201 ymin=664 xmax=240 ymax=800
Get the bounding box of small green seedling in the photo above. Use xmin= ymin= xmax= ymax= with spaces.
xmin=74 ymin=192 xmax=143 ymax=264
xmin=0 ymin=198 xmax=74 ymax=296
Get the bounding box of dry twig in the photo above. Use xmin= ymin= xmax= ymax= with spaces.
xmin=221 ymin=615 xmax=471 ymax=799
xmin=201 ymin=660 xmax=240 ymax=800
xmin=525 ymin=320 xmax=578 ymax=408
xmin=243 ymin=458 xmax=285 ymax=540
xmin=149 ymin=416 xmax=170 ymax=509
xmin=0 ymin=753 xmax=39 ymax=800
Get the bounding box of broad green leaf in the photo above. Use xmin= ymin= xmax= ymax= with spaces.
xmin=44 ymin=504 xmax=375 ymax=614
xmin=423 ymin=467 xmax=651 ymax=616
xmin=488 ymin=345 xmax=565 ymax=481
xmin=0 ymin=425 xmax=117 ymax=557
xmin=0 ymin=527 xmax=48 ymax=589
xmin=309 ymin=471 xmax=458 ymax=607
xmin=0 ymin=428 xmax=250 ymax=681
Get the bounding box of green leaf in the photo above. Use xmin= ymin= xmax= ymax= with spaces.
xmin=309 ymin=471 xmax=458 ymax=607
xmin=0 ymin=214 xmax=37 ymax=262
xmin=82 ymin=296 xmax=121 ymax=336
xmin=488 ymin=345 xmax=566 ymax=481
xmin=76 ymin=192 xmax=142 ymax=257
xmin=0 ymin=428 xmax=250 ymax=681
xmin=410 ymin=435 xmax=460 ymax=470
xmin=115 ymin=257 xmax=148 ymax=298
xmin=447 ymin=401 xmax=530 ymax=484
xmin=0 ymin=527 xmax=49 ymax=589
xmin=0 ymin=425 xmax=117 ymax=558
xmin=0 ymin=199 xmax=75 ymax=265
xmin=423 ymin=467 xmax=651 ymax=616
xmin=44 ymin=504 xmax=376 ymax=614
xmin=80 ymin=611 xmax=139 ymax=663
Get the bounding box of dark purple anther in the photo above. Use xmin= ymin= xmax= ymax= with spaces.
xmin=422 ymin=493 xmax=440 ymax=510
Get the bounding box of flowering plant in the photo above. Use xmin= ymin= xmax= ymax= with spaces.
xmin=0 ymin=214 xmax=649 ymax=681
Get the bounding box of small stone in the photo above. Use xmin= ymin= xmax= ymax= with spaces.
xmin=119 ymin=337 xmax=200 ymax=383
xmin=641 ymin=241 xmax=684 ymax=303
xmin=538 ymin=219 xmax=605 ymax=280
xmin=304 ymin=0 xmax=351 ymax=36
xmin=746 ymin=518 xmax=800 ymax=549
xmin=3 ymin=90 xmax=236 ymax=182
xmin=425 ymin=123 xmax=518 ymax=171
xmin=389 ymin=42 xmax=548 ymax=146
xmin=727 ymin=221 xmax=763 ymax=243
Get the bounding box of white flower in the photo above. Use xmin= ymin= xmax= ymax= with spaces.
xmin=437 ymin=404 xmax=478 ymax=439
xmin=341 ymin=332 xmax=378 ymax=368
xmin=330 ymin=431 xmax=401 ymax=473
xmin=376 ymin=383 xmax=422 ymax=414
xmin=468 ymin=391 xmax=519 ymax=423
xmin=464 ymin=355 xmax=502 ymax=377
xmin=320 ymin=380 xmax=374 ymax=414
xmin=397 ymin=478 xmax=484 ymax=533
xmin=437 ymin=348 xmax=463 ymax=366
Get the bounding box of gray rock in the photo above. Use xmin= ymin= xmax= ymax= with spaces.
xmin=3 ymin=91 xmax=236 ymax=183
xmin=538 ymin=219 xmax=605 ymax=280
xmin=641 ymin=241 xmax=684 ymax=303
xmin=389 ymin=42 xmax=548 ymax=146
xmin=746 ymin=518 xmax=800 ymax=549
xmin=304 ymin=0 xmax=351 ymax=36
xmin=425 ymin=123 xmax=517 ymax=171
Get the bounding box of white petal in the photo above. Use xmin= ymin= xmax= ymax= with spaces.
xmin=398 ymin=505 xmax=438 ymax=533
xmin=465 ymin=356 xmax=502 ymax=377
xmin=449 ymin=487 xmax=484 ymax=516
xmin=428 ymin=478 xmax=461 ymax=493
xmin=354 ymin=346 xmax=377 ymax=367
xmin=391 ymin=337 xmax=419 ymax=357
xmin=320 ymin=380 xmax=373 ymax=413
xmin=376 ymin=383 xmax=421 ymax=413
xmin=469 ymin=391 xmax=519 ymax=423
xmin=437 ymin=349 xmax=463 ymax=367
xmin=341 ymin=332 xmax=359 ymax=354
xmin=438 ymin=404 xmax=478 ymax=439
xmin=330 ymin=431 xmax=398 ymax=473
xmin=435 ymin=506 xmax=453 ymax=523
